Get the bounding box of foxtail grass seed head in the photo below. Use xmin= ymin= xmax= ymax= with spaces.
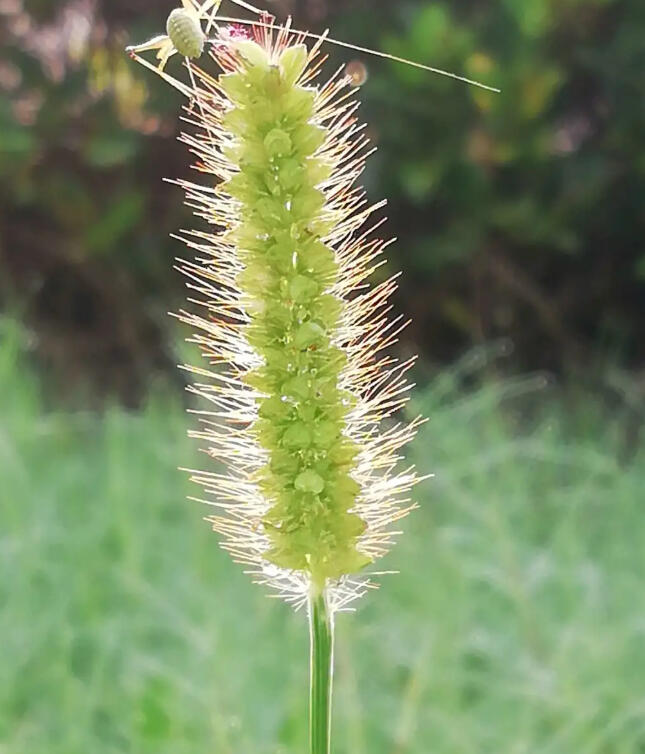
xmin=129 ymin=19 xmax=423 ymax=609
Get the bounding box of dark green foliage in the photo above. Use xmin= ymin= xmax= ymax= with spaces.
xmin=338 ymin=0 xmax=645 ymax=371
xmin=0 ymin=0 xmax=643 ymax=401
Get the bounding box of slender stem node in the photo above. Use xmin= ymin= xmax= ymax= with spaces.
xmin=309 ymin=587 xmax=334 ymax=754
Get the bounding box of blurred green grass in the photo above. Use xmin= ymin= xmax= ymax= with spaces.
xmin=1 ymin=326 xmax=644 ymax=754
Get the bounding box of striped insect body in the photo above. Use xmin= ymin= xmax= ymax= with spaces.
xmin=167 ymin=7 xmax=205 ymax=59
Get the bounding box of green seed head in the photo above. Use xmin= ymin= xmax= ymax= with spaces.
xmin=130 ymin=27 xmax=422 ymax=608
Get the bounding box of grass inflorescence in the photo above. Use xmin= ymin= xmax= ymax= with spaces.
xmin=128 ymin=19 xmax=423 ymax=752
xmin=133 ymin=23 xmax=423 ymax=607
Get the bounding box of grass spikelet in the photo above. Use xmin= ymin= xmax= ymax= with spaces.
xmin=165 ymin=23 xmax=423 ymax=606
xmin=129 ymin=14 xmax=423 ymax=752
xmin=131 ymin=22 xmax=418 ymax=609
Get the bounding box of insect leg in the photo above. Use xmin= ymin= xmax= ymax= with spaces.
xmin=198 ymin=0 xmax=222 ymax=35
xmin=197 ymin=0 xmax=221 ymax=16
xmin=157 ymin=42 xmax=177 ymax=72
xmin=228 ymin=0 xmax=265 ymax=17
xmin=126 ymin=34 xmax=169 ymax=55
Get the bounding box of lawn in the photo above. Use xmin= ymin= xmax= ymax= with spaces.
xmin=1 ymin=326 xmax=643 ymax=753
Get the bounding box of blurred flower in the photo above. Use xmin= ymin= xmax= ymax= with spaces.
xmin=7 ymin=0 xmax=100 ymax=81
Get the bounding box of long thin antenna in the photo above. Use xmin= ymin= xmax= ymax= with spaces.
xmin=212 ymin=15 xmax=500 ymax=93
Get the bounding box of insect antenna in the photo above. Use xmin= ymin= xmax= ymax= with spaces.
xmin=211 ymin=14 xmax=500 ymax=92
xmin=203 ymin=0 xmax=266 ymax=36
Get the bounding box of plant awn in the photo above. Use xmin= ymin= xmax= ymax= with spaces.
xmin=127 ymin=0 xmax=500 ymax=91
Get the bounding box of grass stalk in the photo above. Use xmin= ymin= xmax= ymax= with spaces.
xmin=309 ymin=588 xmax=334 ymax=754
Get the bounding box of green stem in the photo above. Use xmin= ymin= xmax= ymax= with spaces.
xmin=309 ymin=588 xmax=334 ymax=754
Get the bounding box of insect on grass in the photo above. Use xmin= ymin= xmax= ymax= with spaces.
xmin=127 ymin=4 xmax=495 ymax=753
xmin=126 ymin=0 xmax=264 ymax=70
xmin=127 ymin=0 xmax=500 ymax=91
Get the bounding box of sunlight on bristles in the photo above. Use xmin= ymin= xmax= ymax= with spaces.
xmin=128 ymin=17 xmax=426 ymax=612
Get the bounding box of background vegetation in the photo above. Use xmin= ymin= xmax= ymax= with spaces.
xmin=1 ymin=0 xmax=643 ymax=751
xmin=1 ymin=0 xmax=643 ymax=400
xmin=2 ymin=325 xmax=644 ymax=753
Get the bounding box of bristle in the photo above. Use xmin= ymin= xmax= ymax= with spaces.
xmin=132 ymin=24 xmax=423 ymax=609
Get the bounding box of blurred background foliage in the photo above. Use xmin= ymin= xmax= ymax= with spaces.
xmin=1 ymin=0 xmax=643 ymax=404
xmin=2 ymin=2 xmax=644 ymax=751
xmin=2 ymin=323 xmax=644 ymax=754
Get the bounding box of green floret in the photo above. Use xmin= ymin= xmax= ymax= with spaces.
xmin=224 ymin=42 xmax=371 ymax=586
